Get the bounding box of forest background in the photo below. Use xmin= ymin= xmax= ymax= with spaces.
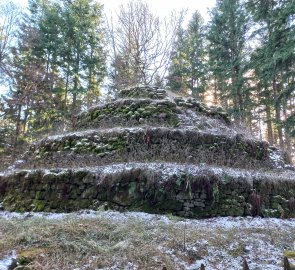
xmin=0 ymin=0 xmax=294 ymax=169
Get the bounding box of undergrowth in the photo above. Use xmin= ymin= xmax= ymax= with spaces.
xmin=0 ymin=212 xmax=294 ymax=269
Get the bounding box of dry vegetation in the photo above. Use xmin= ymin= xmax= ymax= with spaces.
xmin=0 ymin=211 xmax=294 ymax=270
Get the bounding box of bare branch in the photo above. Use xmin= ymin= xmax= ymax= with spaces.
xmin=0 ymin=1 xmax=21 ymax=79
xmin=106 ymin=0 xmax=186 ymax=89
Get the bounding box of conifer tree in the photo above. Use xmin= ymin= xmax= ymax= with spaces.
xmin=247 ymin=0 xmax=295 ymax=150
xmin=167 ymin=11 xmax=207 ymax=98
xmin=2 ymin=0 xmax=106 ymax=161
xmin=207 ymin=0 xmax=249 ymax=122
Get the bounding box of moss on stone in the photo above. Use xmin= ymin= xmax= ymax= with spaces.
xmin=35 ymin=191 xmax=46 ymax=200
xmin=1 ymin=86 xmax=294 ymax=218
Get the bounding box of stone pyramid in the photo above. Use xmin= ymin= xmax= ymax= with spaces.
xmin=0 ymin=86 xmax=294 ymax=217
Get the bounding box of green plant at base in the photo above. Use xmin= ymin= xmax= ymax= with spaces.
xmin=212 ymin=182 xmax=219 ymax=203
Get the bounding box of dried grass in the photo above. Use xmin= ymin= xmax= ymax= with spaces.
xmin=0 ymin=212 xmax=294 ymax=269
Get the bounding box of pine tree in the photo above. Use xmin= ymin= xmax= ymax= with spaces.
xmin=185 ymin=12 xmax=207 ymax=97
xmin=247 ymin=0 xmax=295 ymax=150
xmin=1 ymin=0 xmax=106 ymax=161
xmin=207 ymin=0 xmax=249 ymax=122
xmin=167 ymin=27 xmax=188 ymax=92
xmin=27 ymin=0 xmax=106 ymax=114
xmin=167 ymin=12 xmax=207 ymax=98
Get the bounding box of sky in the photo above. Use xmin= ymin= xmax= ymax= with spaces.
xmin=12 ymin=0 xmax=216 ymax=22
xmin=102 ymin=0 xmax=216 ymax=22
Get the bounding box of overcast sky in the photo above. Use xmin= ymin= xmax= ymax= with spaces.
xmin=12 ymin=0 xmax=216 ymax=22
xmin=103 ymin=0 xmax=216 ymax=22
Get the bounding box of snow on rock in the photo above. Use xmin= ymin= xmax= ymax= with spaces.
xmin=268 ymin=148 xmax=286 ymax=169
xmin=1 ymin=162 xmax=295 ymax=183
xmin=92 ymin=162 xmax=295 ymax=183
xmin=178 ymin=109 xmax=237 ymax=137
xmin=6 ymin=159 xmax=25 ymax=172
xmin=45 ymin=127 xmax=144 ymax=141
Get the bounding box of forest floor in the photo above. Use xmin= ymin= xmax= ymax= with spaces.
xmin=0 ymin=210 xmax=294 ymax=270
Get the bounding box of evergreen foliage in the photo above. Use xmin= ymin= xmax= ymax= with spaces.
xmin=167 ymin=11 xmax=207 ymax=98
xmin=246 ymin=0 xmax=295 ymax=149
xmin=207 ymin=0 xmax=249 ymax=122
xmin=0 ymin=0 xmax=106 ymax=164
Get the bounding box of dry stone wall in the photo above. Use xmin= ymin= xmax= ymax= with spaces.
xmin=0 ymin=163 xmax=294 ymax=218
xmin=0 ymin=86 xmax=294 ymax=218
xmin=118 ymin=86 xmax=167 ymax=99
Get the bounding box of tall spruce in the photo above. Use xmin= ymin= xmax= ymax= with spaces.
xmin=2 ymin=0 xmax=106 ymax=162
xmin=167 ymin=11 xmax=207 ymax=98
xmin=207 ymin=0 xmax=249 ymax=122
xmin=247 ymin=0 xmax=295 ymax=151
xmin=61 ymin=0 xmax=106 ymax=114
xmin=167 ymin=26 xmax=187 ymax=92
xmin=27 ymin=0 xmax=106 ymax=115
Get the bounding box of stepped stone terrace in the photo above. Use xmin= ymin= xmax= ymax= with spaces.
xmin=0 ymin=86 xmax=294 ymax=218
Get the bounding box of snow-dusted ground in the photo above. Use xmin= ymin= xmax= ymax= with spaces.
xmin=0 ymin=209 xmax=294 ymax=228
xmin=0 ymin=210 xmax=294 ymax=270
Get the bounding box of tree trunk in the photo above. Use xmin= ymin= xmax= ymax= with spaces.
xmin=265 ymin=101 xmax=274 ymax=145
xmin=64 ymin=61 xmax=70 ymax=109
xmin=283 ymin=100 xmax=292 ymax=159
xmin=72 ymin=51 xmax=80 ymax=116
xmin=87 ymin=49 xmax=94 ymax=108
xmin=273 ymin=78 xmax=284 ymax=149
xmin=13 ymin=104 xmax=22 ymax=160
xmin=234 ymin=65 xmax=244 ymax=123
xmin=213 ymin=78 xmax=218 ymax=105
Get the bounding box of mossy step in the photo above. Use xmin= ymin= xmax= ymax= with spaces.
xmin=74 ymin=93 xmax=230 ymax=130
xmin=118 ymin=86 xmax=167 ymax=99
xmin=0 ymin=163 xmax=294 ymax=217
xmin=75 ymin=98 xmax=179 ymax=129
xmin=19 ymin=127 xmax=276 ymax=170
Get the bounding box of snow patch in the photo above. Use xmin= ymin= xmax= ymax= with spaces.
xmin=1 ymin=210 xmax=295 ymax=229
xmin=46 ymin=127 xmax=144 ymax=141
xmin=1 ymin=162 xmax=295 ymax=183
xmin=178 ymin=109 xmax=238 ymax=137
xmin=268 ymin=148 xmax=285 ymax=169
xmin=0 ymin=251 xmax=16 ymax=270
